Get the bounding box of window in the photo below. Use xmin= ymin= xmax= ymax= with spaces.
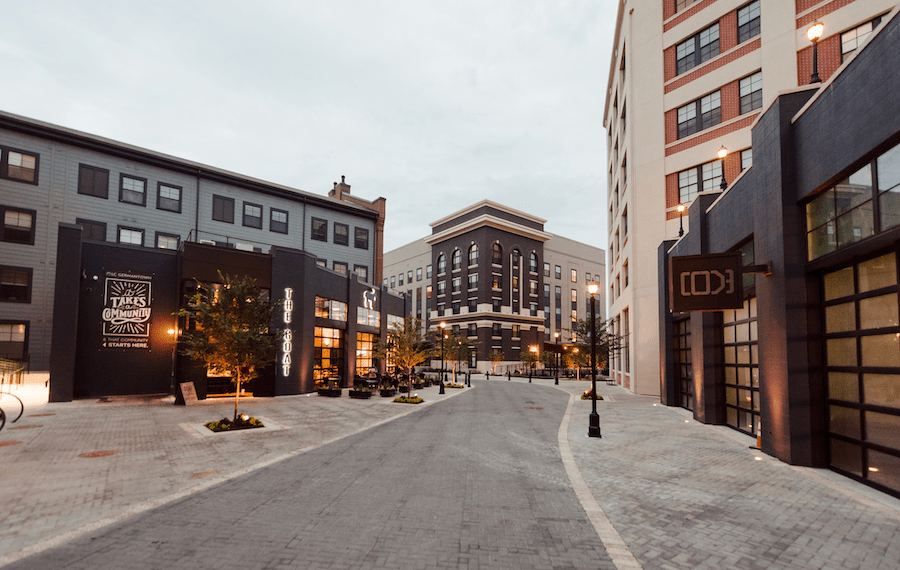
xmin=242 ymin=202 xmax=263 ymax=228
xmin=0 ymin=322 xmax=27 ymax=361
xmin=416 ymin=268 xmax=422 ymax=281
xmin=492 ymin=323 xmax=502 ymax=337
xmin=407 ymin=270 xmax=413 ymax=283
xmin=544 ymin=262 xmax=550 ymax=277
xmin=624 ymin=260 xmax=629 ymax=288
xmin=492 ymin=243 xmax=502 ymax=265
xmin=452 ymin=249 xmax=462 ymax=270
xmin=311 ymin=218 xmax=327 ymax=241
xmin=678 ymin=159 xmax=723 ymax=204
xmin=78 ymin=164 xmax=109 ymax=198
xmin=492 ymin=274 xmax=501 ymax=289
xmin=512 ymin=325 xmax=521 ymax=338
xmin=1 ymin=148 xmax=39 ymax=184
xmin=737 ymin=1 xmax=761 ymax=43
xmin=437 ymin=254 xmax=446 ymax=274
xmin=1 ymin=206 xmax=35 ymax=245
xmin=333 ymin=261 xmax=348 ymax=275
xmin=357 ymin=307 xmax=380 ymax=327
xmin=317 ymin=259 xmax=327 ymax=268
xmin=356 ymin=332 xmax=376 ymax=371
xmin=468 ymin=244 xmax=479 ymax=266
xmin=571 ymin=269 xmax=577 ymax=283
xmin=156 ymin=232 xmax=179 ymax=250
xmin=530 ymin=253 xmax=538 ymax=273
xmin=493 ymin=298 xmax=501 ymax=312
xmin=157 ymin=183 xmax=182 ymax=212
xmin=270 ymin=209 xmax=288 ymax=234
xmin=739 ymin=72 xmax=762 ymax=114
xmin=468 ymin=323 xmax=477 ymax=336
xmin=399 ymin=273 xmax=404 ymax=286
xmin=530 ymin=303 xmax=537 ymax=316
xmin=355 ymin=227 xmax=369 ymax=249
xmin=76 ymin=218 xmax=106 ymax=241
xmin=426 ymin=285 xmax=432 ymax=299
xmin=438 ymin=281 xmax=446 ymax=296
xmin=622 ymin=206 xmax=628 ymax=237
xmin=452 ymin=301 xmax=460 ymax=315
xmin=315 ymin=295 xmax=347 ymax=321
xmin=555 ymin=265 xmax=562 ymax=279
xmin=675 ymin=0 xmax=699 ymax=12
xmin=676 ymin=23 xmax=719 ymax=75
xmin=677 ymin=91 xmax=721 ymax=139
xmin=354 ymin=265 xmax=368 ymax=281
xmin=571 ymin=289 xmax=577 ymax=303
xmin=468 ymin=273 xmax=478 ymax=289
xmin=530 ymin=280 xmax=538 ymax=295
xmin=452 ymin=277 xmax=461 ymax=293
xmin=334 ymin=223 xmax=349 ymax=245
xmin=390 ymin=276 xmax=396 ymax=289
xmin=212 ymin=195 xmax=234 ymax=223
xmin=807 ymin=163 xmax=874 ymax=259
xmin=841 ymin=16 xmax=882 ymax=61
xmin=116 ymin=175 xmax=146 ymax=206
xmin=426 ymin=265 xmax=432 ymax=279
xmin=0 ymin=267 xmax=31 ymax=303
xmin=117 ymin=226 xmax=144 ymax=246
xmin=468 ymin=297 xmax=477 ymax=312
xmin=741 ymin=149 xmax=753 ymax=171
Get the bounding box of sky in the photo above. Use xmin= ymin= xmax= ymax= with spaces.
xmin=2 ymin=0 xmax=616 ymax=252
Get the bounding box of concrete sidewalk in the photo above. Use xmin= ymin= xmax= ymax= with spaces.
xmin=1 ymin=376 xmax=899 ymax=569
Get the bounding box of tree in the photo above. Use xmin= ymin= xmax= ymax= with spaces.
xmin=489 ymin=351 xmax=504 ymax=374
xmin=445 ymin=330 xmax=471 ymax=383
xmin=374 ymin=316 xmax=433 ymax=396
xmin=571 ymin=317 xmax=610 ymax=369
xmin=520 ymin=349 xmax=538 ymax=374
xmin=176 ymin=272 xmax=280 ymax=421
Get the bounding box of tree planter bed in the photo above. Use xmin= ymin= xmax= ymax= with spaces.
xmin=380 ymin=389 xmax=397 ymax=397
xmin=349 ymin=390 xmax=373 ymax=399
xmin=317 ymin=389 xmax=342 ymax=397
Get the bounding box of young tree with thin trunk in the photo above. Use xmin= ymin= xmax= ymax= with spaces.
xmin=374 ymin=316 xmax=433 ymax=397
xmin=176 ymin=272 xmax=280 ymax=421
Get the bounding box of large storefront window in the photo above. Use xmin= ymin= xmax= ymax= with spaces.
xmin=314 ymin=327 xmax=344 ymax=380
xmin=673 ymin=316 xmax=693 ymax=411
xmin=823 ymin=251 xmax=900 ymax=496
xmin=356 ymin=332 xmax=375 ymax=373
xmin=315 ymin=297 xmax=347 ymax=321
xmin=723 ymin=297 xmax=760 ymax=436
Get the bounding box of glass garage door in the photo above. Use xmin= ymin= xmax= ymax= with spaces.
xmin=823 ymin=251 xmax=900 ymax=496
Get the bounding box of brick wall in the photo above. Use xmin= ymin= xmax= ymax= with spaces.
xmin=796 ymin=35 xmax=842 ymax=85
xmin=797 ymin=0 xmax=859 ymax=28
xmin=664 ymin=0 xmax=718 ymax=31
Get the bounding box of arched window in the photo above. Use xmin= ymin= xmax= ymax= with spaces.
xmin=529 ymin=252 xmax=538 ymax=273
xmin=452 ymin=249 xmax=462 ymax=271
xmin=468 ymin=244 xmax=478 ymax=266
xmin=492 ymin=243 xmax=502 ymax=265
xmin=512 ymin=249 xmax=520 ymax=269
xmin=437 ymin=254 xmax=446 ymax=274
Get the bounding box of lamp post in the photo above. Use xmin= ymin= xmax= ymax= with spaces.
xmin=717 ymin=146 xmax=728 ymax=190
xmin=167 ymin=326 xmax=178 ymax=396
xmin=808 ymin=22 xmax=824 ymax=84
xmin=677 ymin=203 xmax=685 ymax=237
xmin=587 ymin=282 xmax=601 ymax=438
xmin=439 ymin=322 xmax=446 ymax=393
xmin=554 ymin=331 xmax=560 ymax=385
xmin=529 ymin=345 xmax=537 ymax=383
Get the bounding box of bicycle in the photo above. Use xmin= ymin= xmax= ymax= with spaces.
xmin=0 ymin=392 xmax=24 ymax=433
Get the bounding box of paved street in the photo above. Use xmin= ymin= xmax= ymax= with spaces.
xmin=1 ymin=377 xmax=899 ymax=569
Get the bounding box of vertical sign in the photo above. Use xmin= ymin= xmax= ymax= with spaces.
xmin=281 ymin=287 xmax=293 ymax=376
xmin=101 ymin=271 xmax=153 ymax=349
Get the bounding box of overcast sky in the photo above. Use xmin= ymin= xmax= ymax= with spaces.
xmin=2 ymin=0 xmax=615 ymax=252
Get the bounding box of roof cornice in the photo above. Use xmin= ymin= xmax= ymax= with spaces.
xmin=424 ymin=213 xmax=552 ymax=245
xmin=429 ymin=199 xmax=547 ymax=229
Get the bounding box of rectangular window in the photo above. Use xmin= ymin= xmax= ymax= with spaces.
xmin=677 ymin=90 xmax=720 ymax=139
xmin=571 ymin=289 xmax=577 ymax=303
xmin=737 ymin=1 xmax=761 ymax=43
xmin=426 ymin=285 xmax=432 ymax=299
xmin=0 ymin=322 xmax=27 ymax=361
xmin=493 ymin=298 xmax=501 ymax=312
xmin=426 ymin=265 xmax=432 ymax=279
xmin=530 ymin=303 xmax=538 ymax=316
xmin=311 ymin=218 xmax=327 ymax=241
xmin=739 ymin=71 xmax=762 ymax=114
xmin=212 ymin=195 xmax=234 ymax=223
xmin=1 ymin=206 xmax=36 ymax=245
xmin=492 ymin=323 xmax=502 ymax=337
xmin=452 ymin=301 xmax=460 ymax=315
xmin=571 ymin=269 xmax=577 ymax=283
xmin=544 ymin=262 xmax=550 ymax=277
xmin=356 ymin=307 xmax=380 ymax=327
xmin=407 ymin=270 xmax=413 ymax=282
xmin=119 ymin=175 xmax=147 ymax=206
xmin=678 ymin=159 xmax=723 ymax=204
xmin=117 ymin=226 xmax=144 ymax=246
xmin=354 ymin=265 xmax=369 ymax=281
xmin=452 ymin=277 xmax=461 ymax=293
xmin=741 ymin=149 xmax=753 ymax=171
xmin=78 ymin=164 xmax=109 ymax=198
xmin=468 ymin=297 xmax=477 ymax=312
xmin=468 ymin=273 xmax=478 ymax=289
xmin=807 ymin=162 xmax=876 ymax=260
xmin=0 ymin=266 xmax=31 ymax=303
xmin=676 ymin=0 xmax=700 ymax=12
xmin=530 ymin=280 xmax=538 ymax=295
xmin=334 ymin=223 xmax=349 ymax=245
xmin=841 ymin=16 xmax=882 ymax=61
xmin=676 ymin=23 xmax=719 ymax=75
xmin=399 ymin=273 xmax=404 ymax=286
xmin=492 ymin=274 xmax=501 ymax=289
xmin=76 ymin=218 xmax=106 ymax=241
xmin=355 ymin=227 xmax=369 ymax=249
xmin=317 ymin=259 xmax=327 ymax=268
xmin=315 ymin=296 xmax=348 ymax=321
xmin=157 ymin=183 xmax=182 ymax=212
xmin=270 ymin=209 xmax=288 ymax=234
xmin=555 ymin=265 xmax=562 ymax=279
xmin=2 ymin=147 xmax=39 ymax=184
xmin=438 ymin=281 xmax=446 ymax=296
xmin=416 ymin=268 xmax=422 ymax=281
xmin=242 ymin=202 xmax=263 ymax=228
xmin=333 ymin=261 xmax=348 ymax=275
xmin=156 ymin=232 xmax=179 ymax=250
xmin=390 ymin=276 xmax=396 ymax=289
xmin=468 ymin=323 xmax=477 ymax=336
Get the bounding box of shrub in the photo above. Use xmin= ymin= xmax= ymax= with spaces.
xmin=205 ymin=415 xmax=264 ymax=432
xmin=393 ymin=396 xmax=424 ymax=404
xmin=580 ymin=390 xmax=604 ymax=401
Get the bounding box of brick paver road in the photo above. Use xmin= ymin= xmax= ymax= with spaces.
xmin=4 ymin=382 xmax=615 ymax=569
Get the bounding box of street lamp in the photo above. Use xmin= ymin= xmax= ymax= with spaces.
xmin=554 ymin=331 xmax=560 ymax=385
xmin=587 ymin=281 xmax=601 ymax=438
xmin=440 ymin=322 xmax=446 ymax=393
xmin=717 ymin=146 xmax=728 ymax=190
xmin=167 ymin=326 xmax=178 ymax=396
xmin=808 ymin=22 xmax=824 ymax=84
xmin=529 ymin=345 xmax=537 ymax=383
xmin=677 ymin=203 xmax=685 ymax=237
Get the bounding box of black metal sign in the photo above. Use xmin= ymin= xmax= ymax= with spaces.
xmin=670 ymin=253 xmax=743 ymax=312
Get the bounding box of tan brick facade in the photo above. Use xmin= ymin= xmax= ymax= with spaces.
xmin=665 ymin=114 xmax=759 ymax=155
xmin=797 ymin=0 xmax=860 ymax=28
xmin=664 ymin=0 xmax=718 ymax=31
xmin=665 ymin=38 xmax=761 ymax=92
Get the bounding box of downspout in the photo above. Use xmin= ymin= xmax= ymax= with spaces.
xmin=194 ymin=169 xmax=201 ymax=240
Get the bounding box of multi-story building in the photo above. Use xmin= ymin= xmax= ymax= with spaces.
xmin=0 ymin=110 xmax=401 ymax=400
xmin=384 ymin=201 xmax=605 ymax=371
xmin=604 ymin=0 xmax=897 ymax=395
